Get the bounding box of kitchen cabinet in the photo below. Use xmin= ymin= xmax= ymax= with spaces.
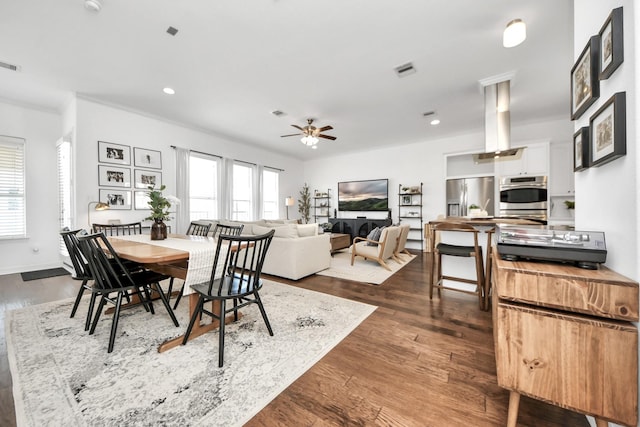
xmin=550 ymin=142 xmax=575 ymax=196
xmin=495 ymin=142 xmax=549 ymax=177
xmin=492 ymin=255 xmax=639 ymax=427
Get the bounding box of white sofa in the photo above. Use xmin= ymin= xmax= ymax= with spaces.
xmin=200 ymin=219 xmax=331 ymax=280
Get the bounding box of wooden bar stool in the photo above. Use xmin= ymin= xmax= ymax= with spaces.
xmin=430 ymin=222 xmax=486 ymax=310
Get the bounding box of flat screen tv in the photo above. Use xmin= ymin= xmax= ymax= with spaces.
xmin=338 ymin=179 xmax=388 ymax=211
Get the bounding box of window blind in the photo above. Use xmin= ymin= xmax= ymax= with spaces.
xmin=0 ymin=136 xmax=26 ymax=238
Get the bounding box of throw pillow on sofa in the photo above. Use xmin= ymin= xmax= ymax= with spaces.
xmin=296 ymin=223 xmax=318 ymax=237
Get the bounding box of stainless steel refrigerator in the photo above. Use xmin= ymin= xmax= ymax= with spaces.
xmin=446 ymin=176 xmax=495 ymax=217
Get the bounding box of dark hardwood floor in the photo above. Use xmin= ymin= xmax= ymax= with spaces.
xmin=0 ymin=253 xmax=589 ymax=426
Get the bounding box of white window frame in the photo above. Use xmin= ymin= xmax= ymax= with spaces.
xmin=231 ymin=161 xmax=254 ymax=221
xmin=0 ymin=136 xmax=26 ymax=239
xmin=261 ymin=167 xmax=280 ymax=220
xmin=188 ymin=152 xmax=220 ymax=221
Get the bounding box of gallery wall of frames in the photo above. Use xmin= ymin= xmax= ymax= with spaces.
xmin=570 ymin=6 xmax=625 ymax=172
xmin=97 ymin=140 xmax=163 ymax=211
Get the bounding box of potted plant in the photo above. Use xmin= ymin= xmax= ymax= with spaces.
xmin=564 ymin=200 xmax=575 ymax=219
xmin=146 ymin=185 xmax=179 ymax=240
xmin=298 ymin=183 xmax=311 ymax=224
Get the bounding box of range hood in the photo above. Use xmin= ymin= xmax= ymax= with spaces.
xmin=473 ymin=79 xmax=525 ymax=162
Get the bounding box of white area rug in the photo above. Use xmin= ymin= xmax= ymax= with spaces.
xmin=6 ymin=280 xmax=376 ymax=427
xmin=316 ymin=250 xmax=416 ymax=284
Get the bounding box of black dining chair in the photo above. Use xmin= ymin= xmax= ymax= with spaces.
xmin=186 ymin=221 xmax=212 ymax=237
xmin=181 ymin=230 xmax=275 ymax=367
xmin=60 ymin=229 xmax=94 ymax=328
xmin=77 ymin=232 xmax=179 ymax=353
xmin=92 ymin=222 xmax=143 ymax=236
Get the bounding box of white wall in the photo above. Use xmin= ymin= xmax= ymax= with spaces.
xmin=303 ymin=117 xmax=572 ymax=248
xmin=73 ymin=98 xmax=304 ymax=230
xmin=0 ymin=101 xmax=63 ymax=274
xmin=575 ymin=3 xmax=636 ymax=426
xmin=0 ymin=97 xmax=304 ymax=275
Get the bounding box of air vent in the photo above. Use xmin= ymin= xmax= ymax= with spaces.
xmin=271 ymin=110 xmax=285 ymax=117
xmin=0 ymin=61 xmax=20 ymax=72
xmin=394 ymin=62 xmax=416 ymax=77
xmin=166 ymin=27 xmax=179 ymax=36
xmin=422 ymin=111 xmax=436 ymax=117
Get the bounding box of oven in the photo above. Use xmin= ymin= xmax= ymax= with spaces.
xmin=499 ymin=175 xmax=548 ymax=222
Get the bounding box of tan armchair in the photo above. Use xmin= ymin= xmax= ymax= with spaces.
xmin=393 ymin=223 xmax=411 ymax=262
xmin=350 ymin=226 xmax=401 ymax=271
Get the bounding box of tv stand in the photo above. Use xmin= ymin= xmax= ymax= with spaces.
xmin=328 ymin=217 xmax=392 ymax=241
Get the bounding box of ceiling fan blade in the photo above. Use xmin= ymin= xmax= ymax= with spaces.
xmin=291 ymin=125 xmax=304 ymax=131
xmin=318 ymin=134 xmax=337 ymax=140
xmin=317 ymin=125 xmax=333 ymax=132
xmin=280 ymin=133 xmax=301 ymax=137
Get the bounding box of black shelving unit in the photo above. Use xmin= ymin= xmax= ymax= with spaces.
xmin=313 ymin=189 xmax=331 ymax=223
xmin=398 ymin=183 xmax=423 ymax=251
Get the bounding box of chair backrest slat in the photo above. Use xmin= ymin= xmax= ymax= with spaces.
xmin=207 ymin=230 xmax=274 ymax=297
xmin=60 ymin=229 xmax=91 ymax=279
xmin=77 ymin=233 xmax=134 ymax=290
xmin=92 ymin=222 xmax=143 ymax=236
xmin=186 ymin=221 xmax=212 ymax=236
xmin=212 ymin=223 xmax=244 ymax=239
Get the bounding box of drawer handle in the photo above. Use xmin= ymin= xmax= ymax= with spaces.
xmin=523 ymin=358 xmax=545 ymax=371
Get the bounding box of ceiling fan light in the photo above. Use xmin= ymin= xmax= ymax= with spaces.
xmin=301 ymin=135 xmax=318 ymax=146
xmin=84 ymin=0 xmax=102 ymax=12
xmin=503 ymin=19 xmax=526 ymax=48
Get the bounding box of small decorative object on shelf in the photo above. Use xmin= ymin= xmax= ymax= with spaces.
xmin=398 ymin=183 xmax=424 ymax=251
xmin=313 ymin=188 xmax=331 ymax=223
xmin=146 ymin=184 xmax=178 ymax=240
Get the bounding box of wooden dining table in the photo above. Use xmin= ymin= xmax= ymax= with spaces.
xmin=108 ymin=234 xmax=242 ymax=353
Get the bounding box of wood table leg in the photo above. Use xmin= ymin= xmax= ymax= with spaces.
xmin=507 ymin=391 xmax=520 ymax=427
xmin=157 ymin=293 xmax=242 ymax=353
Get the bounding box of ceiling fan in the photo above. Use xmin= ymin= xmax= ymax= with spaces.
xmin=281 ymin=119 xmax=336 ymax=146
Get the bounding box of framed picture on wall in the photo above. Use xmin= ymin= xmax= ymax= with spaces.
xmin=134 ymin=191 xmax=151 ymax=210
xmin=599 ymin=7 xmax=624 ymax=80
xmin=570 ymin=36 xmax=600 ymax=120
xmin=589 ymin=92 xmax=626 ymax=168
xmin=99 ymin=189 xmax=132 ymax=210
xmin=134 ymin=169 xmax=162 ymax=189
xmin=573 ymin=127 xmax=589 ymax=172
xmin=134 ymin=147 xmax=162 ymax=169
xmin=98 ymin=141 xmax=131 ymax=165
xmin=98 ymin=165 xmax=131 ymax=187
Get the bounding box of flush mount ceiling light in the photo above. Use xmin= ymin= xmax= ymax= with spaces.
xmin=84 ymin=0 xmax=102 ymax=12
xmin=430 ymin=119 xmax=441 ymax=126
xmin=163 ymin=87 xmax=175 ymax=95
xmin=503 ymin=19 xmax=526 ymax=48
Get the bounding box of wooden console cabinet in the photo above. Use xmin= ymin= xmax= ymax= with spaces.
xmin=328 ymin=217 xmax=391 ymax=241
xmin=492 ymin=254 xmax=639 ymax=427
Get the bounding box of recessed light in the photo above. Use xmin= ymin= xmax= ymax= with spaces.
xmin=312 ymin=145 xmax=318 ymax=150
xmin=430 ymin=119 xmax=440 ymax=126
xmin=163 ymin=87 xmax=175 ymax=95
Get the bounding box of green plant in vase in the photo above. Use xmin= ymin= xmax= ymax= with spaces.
xmin=146 ymin=185 xmax=179 ymax=240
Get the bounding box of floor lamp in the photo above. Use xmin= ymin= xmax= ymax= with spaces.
xmin=285 ymin=197 xmax=295 ymax=220
xmin=88 ymin=201 xmax=110 ymax=229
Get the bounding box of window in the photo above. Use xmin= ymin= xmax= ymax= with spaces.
xmin=262 ymin=168 xmax=279 ymax=219
xmin=57 ymin=138 xmax=73 ymax=254
xmin=0 ymin=136 xmax=26 ymax=238
xmin=232 ymin=162 xmax=253 ymax=220
xmin=189 ymin=153 xmax=219 ymax=221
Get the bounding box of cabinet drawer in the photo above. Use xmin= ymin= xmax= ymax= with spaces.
xmin=493 ymin=256 xmax=639 ymax=321
xmin=495 ymin=302 xmax=638 ymax=427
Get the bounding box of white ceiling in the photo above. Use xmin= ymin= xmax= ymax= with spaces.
xmin=0 ymin=0 xmax=573 ymax=160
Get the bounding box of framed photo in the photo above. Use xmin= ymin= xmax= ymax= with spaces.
xmin=99 ymin=189 xmax=132 ymax=210
xmin=571 ymin=36 xmax=600 ymax=120
xmin=134 ymin=191 xmax=151 ymax=210
xmin=589 ymin=92 xmax=626 ymax=168
xmin=573 ymin=127 xmax=589 ymax=172
xmin=134 ymin=147 xmax=162 ymax=169
xmin=599 ymin=7 xmax=624 ymax=80
xmin=98 ymin=141 xmax=131 ymax=165
xmin=98 ymin=165 xmax=131 ymax=187
xmin=134 ymin=169 xmax=162 ymax=189
xmin=401 ymin=195 xmax=412 ymax=205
